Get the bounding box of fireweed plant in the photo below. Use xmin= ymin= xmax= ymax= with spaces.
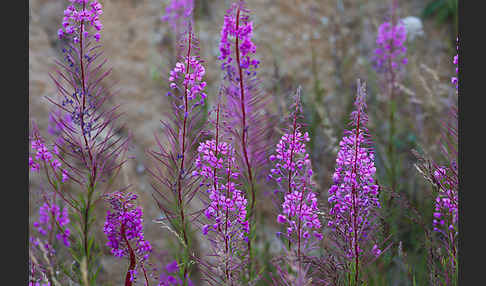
xmin=103 ymin=191 xmax=153 ymax=285
xmin=326 ymin=80 xmax=386 ymax=285
xmin=148 ymin=23 xmax=207 ymax=285
xmin=30 ymin=0 xmax=131 ymax=284
xmin=414 ymin=38 xmax=458 ymax=285
xmin=192 ymin=101 xmax=252 ymax=285
xmin=218 ymin=1 xmax=273 ymax=278
xmin=372 ymin=2 xmax=408 ymax=198
xmin=268 ymin=88 xmax=323 ymax=284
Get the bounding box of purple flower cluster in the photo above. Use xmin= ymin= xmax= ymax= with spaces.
xmin=432 ymin=167 xmax=458 ymax=236
xmin=373 ymin=20 xmax=408 ymax=73
xmin=33 ymin=202 xmax=71 ymax=247
xmin=269 ymin=130 xmax=311 ymax=185
xmin=270 ymin=130 xmax=322 ymax=242
xmin=327 ymin=81 xmax=381 ymax=259
xmin=168 ymin=57 xmax=207 ymax=106
xmin=29 ymin=137 xmax=69 ymax=182
xmin=161 ymin=0 xmax=194 ymax=31
xmin=103 ymin=192 xmax=152 ymax=262
xmin=219 ymin=3 xmax=260 ymax=73
xmin=451 ymin=37 xmax=459 ymax=89
xmin=157 ymin=260 xmax=194 ymax=286
xmin=278 ymin=191 xmax=322 ymax=241
xmin=194 ymin=139 xmax=249 ymax=240
xmin=269 ymin=93 xmax=322 ymax=245
xmin=58 ymin=0 xmax=103 ymax=42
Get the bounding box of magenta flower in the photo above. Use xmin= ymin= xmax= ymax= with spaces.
xmin=58 ymin=0 xmax=103 ymax=42
xmin=104 ymin=192 xmax=152 ymax=260
xmin=104 ymin=192 xmax=152 ymax=284
xmin=432 ymin=166 xmax=458 ymax=237
xmin=279 ymin=190 xmax=322 ymax=240
xmin=157 ymin=260 xmax=195 ymax=286
xmin=29 ymin=133 xmax=70 ymax=183
xmin=219 ymin=3 xmax=259 ymax=73
xmin=269 ymin=130 xmax=311 ymax=185
xmin=194 ymin=139 xmax=249 ymax=240
xmin=373 ymin=20 xmax=407 ymax=73
xmin=168 ymin=56 xmax=207 ymax=107
xmin=33 ymin=202 xmax=71 ymax=247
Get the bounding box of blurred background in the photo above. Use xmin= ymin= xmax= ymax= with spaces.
xmin=29 ymin=0 xmax=458 ymax=284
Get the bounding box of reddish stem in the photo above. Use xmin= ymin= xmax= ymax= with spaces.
xmin=235 ymin=7 xmax=255 ymax=213
xmin=78 ymin=4 xmax=97 ymax=268
xmin=176 ymin=30 xmax=193 ymax=286
xmin=296 ymin=180 xmax=306 ymax=272
xmin=224 ymin=156 xmax=232 ymax=283
xmin=121 ymin=222 xmax=137 ymax=286
xmin=142 ymin=264 xmax=150 ymax=286
xmin=287 ymin=102 xmax=299 ymax=249
xmin=351 ymin=105 xmax=362 ymax=285
xmin=234 ymin=6 xmax=255 ymax=275
xmin=213 ymin=103 xmax=223 ymax=233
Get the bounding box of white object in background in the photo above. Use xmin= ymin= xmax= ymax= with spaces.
xmin=400 ymin=16 xmax=425 ymax=41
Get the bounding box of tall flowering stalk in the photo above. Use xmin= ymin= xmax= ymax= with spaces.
xmin=414 ymin=38 xmax=458 ymax=285
xmin=268 ymin=89 xmax=322 ymax=283
xmin=103 ymin=192 xmax=153 ymax=286
xmin=192 ymin=102 xmax=250 ymax=285
xmin=148 ymin=24 xmax=206 ymax=285
xmin=29 ymin=190 xmax=73 ymax=285
xmin=327 ymin=80 xmax=382 ymax=285
xmin=43 ymin=0 xmax=130 ymax=283
xmin=372 ymin=1 xmax=408 ymax=194
xmin=218 ymin=1 xmax=272 ymax=277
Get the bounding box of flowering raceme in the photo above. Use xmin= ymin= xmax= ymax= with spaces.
xmin=29 ymin=133 xmax=69 ymax=183
xmin=373 ymin=20 xmax=408 ymax=73
xmin=58 ymin=0 xmax=103 ymax=42
xmin=327 ymin=80 xmax=381 ymax=266
xmin=104 ymin=192 xmax=152 ymax=284
xmin=33 ymin=202 xmax=71 ymax=247
xmin=269 ymin=130 xmax=311 ymax=186
xmin=270 ymin=125 xmax=322 ymax=243
xmin=219 ymin=3 xmax=259 ymax=74
xmin=432 ymin=167 xmax=458 ymax=236
xmin=269 ymin=90 xmax=322 ymax=258
xmin=104 ymin=192 xmax=152 ymax=260
xmin=168 ymin=56 xmax=207 ymax=108
xmin=194 ymin=139 xmax=249 ymax=240
xmin=217 ymin=8 xmax=272 ymax=273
